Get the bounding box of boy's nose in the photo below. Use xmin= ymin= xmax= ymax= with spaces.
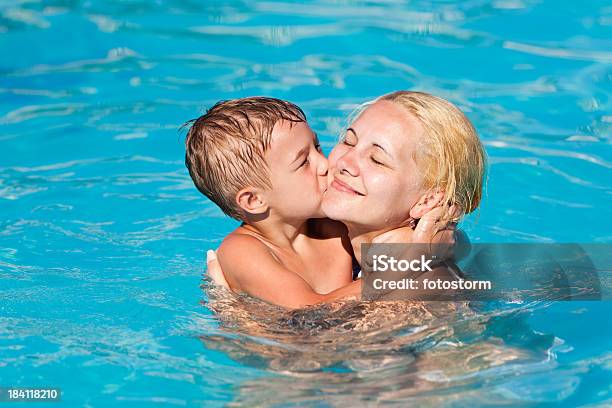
xmin=317 ymin=157 xmax=329 ymax=177
xmin=316 ymin=151 xmax=329 ymax=176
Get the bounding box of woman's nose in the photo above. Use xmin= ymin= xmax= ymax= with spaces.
xmin=336 ymin=149 xmax=359 ymax=176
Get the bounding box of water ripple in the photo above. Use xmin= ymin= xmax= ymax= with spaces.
xmin=504 ymin=40 xmax=612 ymax=63
xmin=1 ymin=0 xmax=610 ymax=405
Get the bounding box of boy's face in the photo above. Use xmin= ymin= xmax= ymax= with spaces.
xmin=264 ymin=120 xmax=328 ymax=220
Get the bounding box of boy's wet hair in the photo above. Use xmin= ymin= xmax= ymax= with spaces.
xmin=184 ymin=97 xmax=306 ymax=221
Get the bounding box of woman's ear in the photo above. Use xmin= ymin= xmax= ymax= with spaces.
xmin=236 ymin=188 xmax=268 ymax=216
xmin=409 ymin=190 xmax=445 ymax=220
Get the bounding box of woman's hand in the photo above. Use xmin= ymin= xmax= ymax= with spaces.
xmin=206 ymin=249 xmax=230 ymax=288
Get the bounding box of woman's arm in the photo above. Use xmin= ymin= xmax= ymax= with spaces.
xmin=207 ymin=250 xmax=229 ymax=288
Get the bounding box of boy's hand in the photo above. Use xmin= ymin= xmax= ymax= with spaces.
xmin=206 ymin=249 xmax=230 ymax=288
xmin=413 ymin=204 xmax=460 ymax=243
xmin=413 ymin=204 xmax=461 ymax=262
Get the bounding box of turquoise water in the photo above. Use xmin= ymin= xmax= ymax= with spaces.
xmin=1 ymin=1 xmax=611 ymax=406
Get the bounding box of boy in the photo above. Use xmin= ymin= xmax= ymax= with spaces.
xmin=185 ymin=97 xmax=360 ymax=308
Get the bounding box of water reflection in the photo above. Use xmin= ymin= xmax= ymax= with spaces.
xmin=202 ymin=283 xmax=557 ymax=405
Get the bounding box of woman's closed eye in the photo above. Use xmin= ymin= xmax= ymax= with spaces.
xmin=343 ymin=128 xmax=360 ymax=145
xmin=371 ymin=156 xmax=385 ymax=166
xmin=343 ymin=135 xmax=356 ymax=146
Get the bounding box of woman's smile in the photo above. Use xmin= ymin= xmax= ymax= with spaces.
xmin=330 ymin=177 xmax=364 ymax=196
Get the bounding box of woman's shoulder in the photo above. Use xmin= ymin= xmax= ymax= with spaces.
xmin=372 ymin=226 xmax=414 ymax=244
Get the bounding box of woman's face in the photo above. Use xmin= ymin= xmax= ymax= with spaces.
xmin=322 ymin=100 xmax=425 ymax=232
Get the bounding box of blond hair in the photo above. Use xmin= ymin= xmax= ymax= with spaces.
xmin=184 ymin=97 xmax=306 ymax=220
xmin=378 ymin=91 xmax=486 ymax=219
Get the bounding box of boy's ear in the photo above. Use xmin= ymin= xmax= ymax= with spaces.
xmin=235 ymin=187 xmax=268 ymax=216
xmin=409 ymin=190 xmax=445 ymax=219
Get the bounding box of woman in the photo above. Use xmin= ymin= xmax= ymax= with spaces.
xmin=209 ymin=91 xmax=486 ymax=303
xmin=323 ymin=91 xmax=485 ymax=272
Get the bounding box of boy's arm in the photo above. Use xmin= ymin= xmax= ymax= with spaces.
xmin=215 ymin=235 xmax=361 ymax=309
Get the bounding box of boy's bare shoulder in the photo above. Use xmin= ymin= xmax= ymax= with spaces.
xmin=218 ymin=228 xmax=271 ymax=258
xmin=216 ymin=228 xmax=280 ymax=291
xmin=308 ymin=218 xmax=348 ymax=239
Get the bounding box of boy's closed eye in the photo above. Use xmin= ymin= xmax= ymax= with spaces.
xmin=299 ymin=138 xmax=324 ymax=168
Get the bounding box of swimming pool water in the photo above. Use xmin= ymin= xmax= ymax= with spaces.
xmin=1 ymin=0 xmax=611 ymax=406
